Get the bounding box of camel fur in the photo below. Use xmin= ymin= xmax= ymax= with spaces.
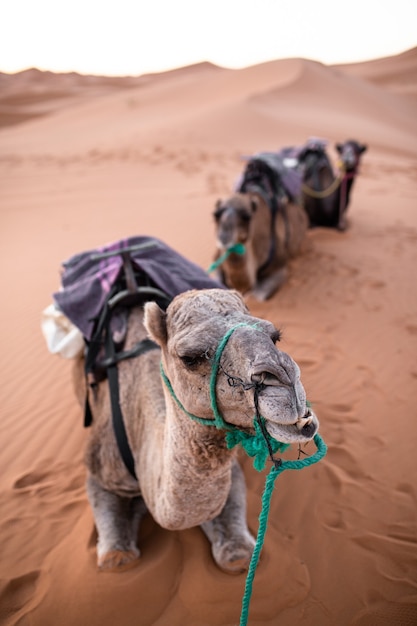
xmin=212 ymin=192 xmax=308 ymax=301
xmin=74 ymin=288 xmax=319 ymax=573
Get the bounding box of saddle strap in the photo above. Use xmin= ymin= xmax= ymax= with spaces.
xmin=105 ymin=331 xmax=159 ymax=480
xmin=107 ymin=352 xmax=136 ymax=478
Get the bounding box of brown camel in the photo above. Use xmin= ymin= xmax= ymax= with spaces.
xmin=74 ymin=288 xmax=319 ymax=573
xmin=212 ymin=191 xmax=308 ymax=300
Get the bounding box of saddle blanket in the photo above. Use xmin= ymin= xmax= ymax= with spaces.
xmin=279 ymin=137 xmax=330 ymax=169
xmin=237 ymin=151 xmax=302 ymax=201
xmin=51 ymin=235 xmax=223 ymax=342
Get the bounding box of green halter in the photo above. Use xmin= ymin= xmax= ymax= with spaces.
xmin=159 ymin=322 xmax=327 ymax=625
xmin=207 ymin=242 xmax=246 ymax=274
xmin=159 ymin=322 xmax=292 ymax=469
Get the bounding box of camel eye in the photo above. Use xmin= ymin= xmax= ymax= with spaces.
xmin=238 ymin=209 xmax=252 ymax=224
xmin=180 ymin=354 xmax=204 ymax=368
xmin=214 ymin=207 xmax=225 ymax=221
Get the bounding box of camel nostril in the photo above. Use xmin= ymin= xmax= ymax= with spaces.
xmin=296 ymin=414 xmax=313 ymax=430
xmin=250 ymin=369 xmax=291 ymax=386
xmin=251 ymin=372 xmax=266 ymax=384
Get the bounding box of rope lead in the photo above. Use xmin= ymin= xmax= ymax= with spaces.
xmin=239 ymin=433 xmax=327 ymax=626
xmin=159 ymin=322 xmax=327 ymax=625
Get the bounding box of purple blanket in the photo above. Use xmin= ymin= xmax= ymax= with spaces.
xmin=54 ymin=236 xmax=223 ymax=340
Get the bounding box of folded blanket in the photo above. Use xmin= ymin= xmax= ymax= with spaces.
xmin=53 ymin=235 xmax=223 ymax=340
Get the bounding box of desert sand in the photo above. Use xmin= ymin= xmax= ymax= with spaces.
xmin=0 ymin=47 xmax=416 ymax=626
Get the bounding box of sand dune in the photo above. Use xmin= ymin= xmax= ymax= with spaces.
xmin=335 ymin=47 xmax=417 ymax=96
xmin=0 ymin=47 xmax=416 ymax=626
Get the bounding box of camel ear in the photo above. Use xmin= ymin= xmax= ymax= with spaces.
xmin=144 ymin=301 xmax=167 ymax=346
xmin=336 ymin=143 xmax=343 ymax=153
xmin=214 ymin=200 xmax=224 ymax=220
xmin=360 ymin=143 xmax=368 ymax=153
xmin=250 ymin=197 xmax=258 ymax=212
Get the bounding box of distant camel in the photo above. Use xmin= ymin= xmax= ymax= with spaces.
xmin=212 ymin=152 xmax=308 ymax=300
xmin=73 ymin=287 xmax=319 ymax=573
xmin=292 ymin=138 xmax=367 ymax=230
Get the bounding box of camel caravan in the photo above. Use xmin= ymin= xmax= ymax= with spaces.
xmin=211 ymin=138 xmax=367 ymax=299
xmin=41 ymin=136 xmax=365 ymax=578
xmin=42 ymin=236 xmax=319 ymax=573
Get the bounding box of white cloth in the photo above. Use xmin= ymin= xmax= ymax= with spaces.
xmin=41 ymin=303 xmax=84 ymax=359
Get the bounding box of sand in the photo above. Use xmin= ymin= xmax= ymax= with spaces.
xmin=0 ymin=47 xmax=416 ymax=626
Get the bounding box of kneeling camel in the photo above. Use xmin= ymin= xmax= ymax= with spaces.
xmin=75 ymin=288 xmax=319 ymax=573
xmin=212 ymin=152 xmax=308 ymax=300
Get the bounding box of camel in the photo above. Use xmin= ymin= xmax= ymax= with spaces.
xmin=212 ymin=151 xmax=308 ymax=301
xmin=212 ymin=192 xmax=308 ymax=301
xmin=297 ymin=138 xmax=368 ymax=230
xmin=74 ymin=287 xmax=319 ymax=573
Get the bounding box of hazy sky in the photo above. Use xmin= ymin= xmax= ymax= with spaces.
xmin=1 ymin=0 xmax=416 ymax=76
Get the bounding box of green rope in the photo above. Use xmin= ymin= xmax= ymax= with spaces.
xmin=238 ymin=433 xmax=327 ymax=626
xmin=225 ymin=417 xmax=289 ymax=471
xmin=160 ymin=322 xmax=260 ymax=431
xmin=160 ymin=361 xmax=216 ymax=427
xmin=209 ymin=322 xmax=259 ymax=429
xmin=207 ymin=242 xmax=246 ymax=274
xmin=159 ymin=322 xmax=327 ymax=625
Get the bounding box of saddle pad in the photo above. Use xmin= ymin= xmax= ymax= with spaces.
xmin=237 ymin=151 xmax=302 ymax=201
xmin=53 ymin=235 xmax=223 ymax=340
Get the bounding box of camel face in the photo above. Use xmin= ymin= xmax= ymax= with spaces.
xmin=336 ymin=140 xmax=368 ymax=172
xmin=212 ymin=190 xmax=308 ymax=300
xmin=145 ymin=288 xmax=318 ymax=445
xmin=214 ymin=194 xmax=255 ymax=249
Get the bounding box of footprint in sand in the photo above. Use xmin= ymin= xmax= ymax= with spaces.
xmin=13 ymin=464 xmax=85 ymax=499
xmin=206 ymin=171 xmax=230 ymax=195
xmin=351 ymin=600 xmax=417 ymax=626
xmin=13 ymin=470 xmax=51 ymax=490
xmin=0 ymin=570 xmax=40 ymax=615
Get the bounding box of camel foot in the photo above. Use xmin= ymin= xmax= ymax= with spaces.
xmin=251 ymin=268 xmax=288 ymax=301
xmin=337 ymin=216 xmax=348 ymax=231
xmin=212 ymin=540 xmax=255 ymax=575
xmin=98 ymin=549 xmax=140 ymax=572
xmin=217 ymin=554 xmax=252 ymax=575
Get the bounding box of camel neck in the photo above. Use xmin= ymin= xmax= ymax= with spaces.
xmin=138 ymin=397 xmax=234 ymax=530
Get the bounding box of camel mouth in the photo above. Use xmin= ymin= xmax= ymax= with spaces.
xmin=265 ymin=409 xmax=319 ymax=444
xmin=217 ymin=238 xmax=247 ymax=251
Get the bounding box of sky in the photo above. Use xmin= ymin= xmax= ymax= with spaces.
xmin=1 ymin=0 xmax=416 ymax=76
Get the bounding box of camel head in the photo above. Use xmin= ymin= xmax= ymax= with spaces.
xmin=213 ymin=194 xmax=258 ymax=251
xmin=336 ymin=140 xmax=368 ymax=172
xmin=144 ymin=288 xmax=319 ymax=445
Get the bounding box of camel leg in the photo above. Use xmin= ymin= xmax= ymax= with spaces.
xmin=337 ymin=213 xmax=348 ymax=231
xmin=200 ymin=459 xmax=255 ymax=574
xmin=251 ymin=267 xmax=288 ymax=301
xmin=86 ymin=473 xmax=147 ymax=571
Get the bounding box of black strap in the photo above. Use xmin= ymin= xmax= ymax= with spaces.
xmin=81 ymin=249 xmax=171 ymax=475
xmin=98 ymin=338 xmax=158 ymax=368
xmin=240 ymin=182 xmax=288 ymax=277
xmin=105 ymin=328 xmax=137 ymax=479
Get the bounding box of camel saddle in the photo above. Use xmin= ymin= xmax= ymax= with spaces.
xmin=53 ymin=236 xmax=223 ymax=479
